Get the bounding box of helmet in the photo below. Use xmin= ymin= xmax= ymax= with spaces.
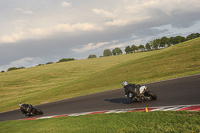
xmin=122 ymin=81 xmax=128 ymax=87
xmin=19 ymin=103 xmax=22 ymax=107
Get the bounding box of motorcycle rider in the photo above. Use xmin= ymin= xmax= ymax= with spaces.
xmin=122 ymin=81 xmax=151 ymax=101
xmin=19 ymin=103 xmax=34 ymax=116
xmin=122 ymin=81 xmax=141 ymax=98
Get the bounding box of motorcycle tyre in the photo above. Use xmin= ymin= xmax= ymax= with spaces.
xmin=144 ymin=91 xmax=157 ymax=100
xmin=34 ymin=109 xmax=43 ymax=115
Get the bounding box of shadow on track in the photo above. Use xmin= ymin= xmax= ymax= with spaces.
xmin=104 ymin=98 xmax=131 ymax=104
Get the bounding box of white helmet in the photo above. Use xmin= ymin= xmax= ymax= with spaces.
xmin=19 ymin=103 xmax=22 ymax=107
xmin=122 ymin=81 xmax=128 ymax=87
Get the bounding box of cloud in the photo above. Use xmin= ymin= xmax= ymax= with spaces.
xmin=103 ymin=0 xmax=200 ymax=27
xmin=54 ymin=23 xmax=102 ymax=32
xmin=0 ymin=23 xmax=103 ymax=43
xmin=92 ymin=8 xmax=116 ymax=18
xmin=0 ymin=32 xmax=26 ymax=43
xmin=72 ymin=42 xmax=109 ymax=52
xmin=61 ymin=2 xmax=72 ymax=7
xmin=105 ymin=19 xmax=130 ymax=26
xmin=2 ymin=0 xmax=199 ymax=44
xmin=15 ymin=8 xmax=33 ymax=15
xmin=107 ymin=44 xmax=125 ymax=49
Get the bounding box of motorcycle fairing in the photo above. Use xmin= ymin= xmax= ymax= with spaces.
xmin=139 ymin=86 xmax=146 ymax=94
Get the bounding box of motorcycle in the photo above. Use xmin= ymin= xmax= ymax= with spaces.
xmin=20 ymin=104 xmax=43 ymax=117
xmin=29 ymin=106 xmax=43 ymax=116
xmin=126 ymin=85 xmax=157 ymax=103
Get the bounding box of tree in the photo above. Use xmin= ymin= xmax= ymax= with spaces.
xmin=131 ymin=45 xmax=138 ymax=53
xmin=103 ymin=49 xmax=112 ymax=56
xmin=125 ymin=46 xmax=132 ymax=54
xmin=138 ymin=45 xmax=145 ymax=52
xmin=169 ymin=37 xmax=175 ymax=46
xmin=112 ymin=47 xmax=123 ymax=55
xmin=151 ymin=40 xmax=158 ymax=50
xmin=174 ymin=36 xmax=185 ymax=44
xmin=88 ymin=54 xmax=97 ymax=59
xmin=186 ymin=33 xmax=200 ymax=40
xmin=195 ymin=33 xmax=200 ymax=37
xmin=160 ymin=37 xmax=170 ymax=48
xmin=186 ymin=35 xmax=192 ymax=40
xmin=145 ymin=43 xmax=151 ymax=51
xmin=151 ymin=39 xmax=160 ymax=49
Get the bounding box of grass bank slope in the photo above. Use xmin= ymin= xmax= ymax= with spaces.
xmin=0 ymin=38 xmax=200 ymax=112
xmin=0 ymin=111 xmax=200 ymax=133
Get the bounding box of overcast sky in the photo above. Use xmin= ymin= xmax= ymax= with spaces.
xmin=0 ymin=0 xmax=200 ymax=71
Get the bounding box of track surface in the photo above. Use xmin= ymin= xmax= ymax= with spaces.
xmin=1 ymin=74 xmax=200 ymax=122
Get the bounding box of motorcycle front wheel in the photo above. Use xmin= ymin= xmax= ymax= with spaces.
xmin=34 ymin=109 xmax=43 ymax=115
xmin=144 ymin=91 xmax=157 ymax=100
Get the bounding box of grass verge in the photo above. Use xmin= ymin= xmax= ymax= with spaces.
xmin=0 ymin=111 xmax=200 ymax=133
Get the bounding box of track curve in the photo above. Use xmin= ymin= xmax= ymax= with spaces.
xmin=0 ymin=74 xmax=200 ymax=122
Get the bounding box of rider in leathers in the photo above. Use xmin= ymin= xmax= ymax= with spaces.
xmin=122 ymin=81 xmax=151 ymax=101
xmin=19 ymin=103 xmax=34 ymax=116
xmin=122 ymin=81 xmax=141 ymax=98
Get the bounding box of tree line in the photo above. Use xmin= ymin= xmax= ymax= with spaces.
xmin=88 ymin=32 xmax=200 ymax=58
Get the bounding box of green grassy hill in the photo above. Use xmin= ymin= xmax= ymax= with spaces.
xmin=0 ymin=37 xmax=200 ymax=113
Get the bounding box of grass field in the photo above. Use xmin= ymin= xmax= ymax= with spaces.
xmin=0 ymin=37 xmax=200 ymax=113
xmin=0 ymin=111 xmax=200 ymax=133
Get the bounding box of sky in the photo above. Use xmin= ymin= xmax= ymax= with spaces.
xmin=0 ymin=0 xmax=200 ymax=71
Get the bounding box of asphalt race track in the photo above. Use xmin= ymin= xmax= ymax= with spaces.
xmin=0 ymin=74 xmax=200 ymax=122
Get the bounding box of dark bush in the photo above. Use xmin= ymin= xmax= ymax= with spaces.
xmin=88 ymin=54 xmax=97 ymax=59
xmin=46 ymin=62 xmax=54 ymax=65
xmin=7 ymin=67 xmax=25 ymax=71
xmin=57 ymin=58 xmax=75 ymax=63
xmin=1 ymin=70 xmax=5 ymax=73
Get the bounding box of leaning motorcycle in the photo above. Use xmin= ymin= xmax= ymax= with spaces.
xmin=126 ymin=85 xmax=157 ymax=103
xmin=21 ymin=106 xmax=43 ymax=117
xmin=30 ymin=106 xmax=43 ymax=116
